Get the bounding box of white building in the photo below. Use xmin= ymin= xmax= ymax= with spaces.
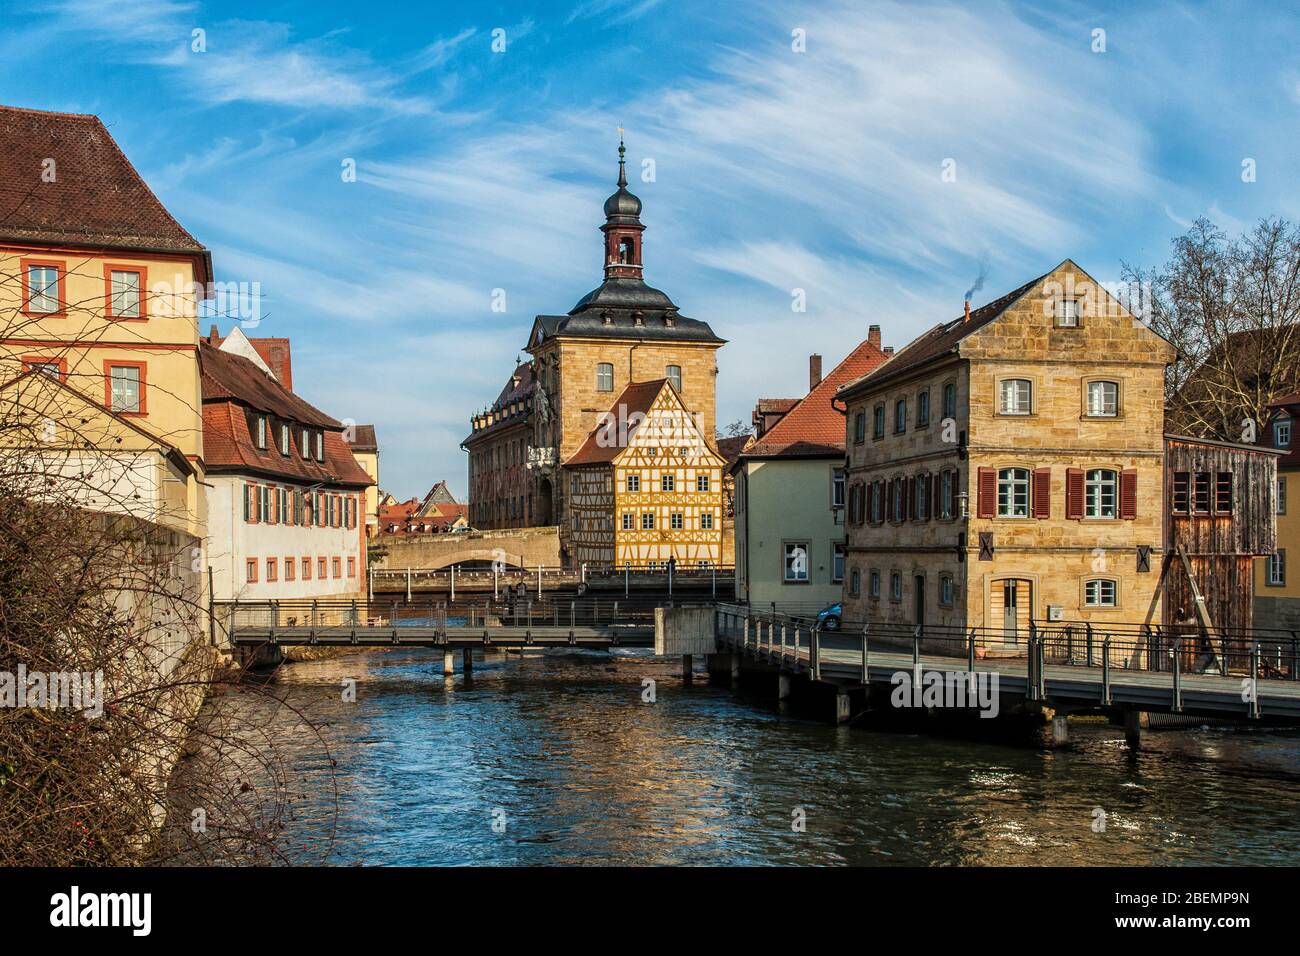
xmin=201 ymin=329 xmax=372 ymax=603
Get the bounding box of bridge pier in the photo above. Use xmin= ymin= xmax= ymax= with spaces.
xmin=682 ymin=654 xmax=694 ymax=684
xmin=834 ymin=687 xmax=852 ymax=725
xmin=462 ymin=647 xmax=473 ymax=676
xmin=1050 ymin=714 xmax=1069 ymax=748
xmin=442 ymin=649 xmax=455 ymax=677
xmin=1123 ymin=709 xmax=1144 ymax=751
xmin=778 ymin=672 xmax=793 ymax=701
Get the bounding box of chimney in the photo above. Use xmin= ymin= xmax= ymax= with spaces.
xmin=884 ymin=346 xmax=895 ymax=355
xmin=868 ymin=324 xmax=881 ymax=350
xmin=809 ymin=354 xmax=822 ymax=391
xmin=964 ymin=300 xmax=971 ymax=323
xmin=208 ymin=324 xmax=220 ymax=343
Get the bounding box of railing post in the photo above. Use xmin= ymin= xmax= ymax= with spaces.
xmin=1171 ymin=636 xmax=1182 ymax=712
xmin=270 ymin=600 xmax=279 ymax=643
xmin=1250 ymin=641 xmax=1261 ymax=719
xmin=1026 ymin=622 xmax=1038 ymax=701
xmin=625 ymin=565 xmax=629 ymax=598
xmin=230 ymin=599 xmax=238 ymax=645
xmin=406 ymin=567 xmax=412 ymax=603
xmin=1086 ymin=621 xmax=1094 ymax=667
xmin=912 ymin=625 xmax=921 ymax=673
xmin=1291 ymin=631 xmax=1298 ymax=681
xmin=493 ymin=566 xmax=499 ymax=600
xmin=350 ymin=599 xmax=357 ymax=642
xmin=1101 ymin=637 xmax=1112 ymax=705
xmin=968 ymin=627 xmax=976 ymax=673
xmin=712 ymin=564 xmax=716 ymax=598
xmin=811 ymin=624 xmax=820 ymax=681
xmin=368 ymin=567 xmax=374 ymax=602
xmin=450 ymin=564 xmax=456 ymax=601
xmin=861 ymin=622 xmax=870 ymax=684
xmin=537 ymin=565 xmax=542 ymax=599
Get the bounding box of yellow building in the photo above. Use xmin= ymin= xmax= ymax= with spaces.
xmin=566 ymin=379 xmax=724 ymax=568
xmin=1255 ymin=394 xmax=1300 ymax=630
xmin=0 ymin=105 xmax=212 ymax=541
xmin=467 ymin=138 xmax=726 ymax=565
xmin=838 ymin=260 xmax=1174 ymax=643
xmin=350 ymin=425 xmax=380 ymax=538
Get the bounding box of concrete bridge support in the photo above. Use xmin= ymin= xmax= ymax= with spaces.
xmin=834 ymin=687 xmax=852 ymax=725
xmin=778 ymin=672 xmax=793 ymax=701
xmin=442 ymin=649 xmax=455 ymax=677
xmin=1124 ymin=709 xmax=1144 ymax=751
xmin=1050 ymin=714 xmax=1069 ymax=747
xmin=462 ymin=647 xmax=473 ymax=676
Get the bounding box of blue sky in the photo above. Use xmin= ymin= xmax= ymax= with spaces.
xmin=7 ymin=0 xmax=1300 ymax=498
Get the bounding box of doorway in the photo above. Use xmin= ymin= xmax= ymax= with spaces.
xmin=993 ymin=578 xmax=1032 ymax=644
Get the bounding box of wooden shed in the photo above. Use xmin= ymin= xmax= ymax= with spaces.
xmin=1162 ymin=435 xmax=1281 ymax=646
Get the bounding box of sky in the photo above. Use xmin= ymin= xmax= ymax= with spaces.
xmin=6 ymin=0 xmax=1300 ymax=498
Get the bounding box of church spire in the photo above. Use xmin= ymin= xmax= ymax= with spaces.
xmin=601 ymin=129 xmax=644 ymax=279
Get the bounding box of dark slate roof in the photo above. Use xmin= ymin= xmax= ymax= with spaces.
xmin=349 ymin=424 xmax=378 ymax=453
xmin=570 ymin=276 xmax=677 ymax=313
xmin=529 ymin=278 xmax=724 ymax=347
xmin=0 ymin=105 xmax=212 ymax=280
xmin=838 ymin=269 xmax=1052 ymax=397
xmin=462 ymin=364 xmax=535 ymax=446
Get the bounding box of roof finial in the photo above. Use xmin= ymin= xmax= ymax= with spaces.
xmin=617 ymin=126 xmax=627 ymax=188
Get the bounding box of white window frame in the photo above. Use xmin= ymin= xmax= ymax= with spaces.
xmin=627 ymin=474 xmax=640 ymax=492
xmin=1056 ymin=298 xmax=1081 ymax=327
xmin=666 ymin=365 xmax=682 ymax=393
xmin=596 ymin=363 xmax=614 ymax=392
xmin=997 ymin=467 xmax=1030 ymax=518
xmin=700 ymin=511 xmax=713 ymax=530
xmin=1086 ymin=380 xmax=1119 ymax=417
xmin=783 ymin=542 xmax=810 ymax=583
xmin=1085 ymin=468 xmax=1118 ymax=519
xmin=999 ymin=379 xmax=1032 ymax=416
xmin=1084 ymin=578 xmax=1117 ymax=607
xmin=661 ymin=474 xmax=674 ymax=492
xmin=27 ymin=265 xmax=60 ymax=313
xmin=109 ymin=269 xmax=142 ymax=318
xmin=108 ymin=365 xmax=141 ymax=414
xmin=697 ymin=474 xmax=711 ymax=493
xmin=642 ymin=512 xmax=654 ymax=530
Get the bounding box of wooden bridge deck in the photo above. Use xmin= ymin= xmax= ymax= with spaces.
xmin=228 ymin=624 xmax=655 ymax=648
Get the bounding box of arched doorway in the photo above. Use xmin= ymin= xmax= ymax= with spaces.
xmin=536 ymin=477 xmax=554 ymax=526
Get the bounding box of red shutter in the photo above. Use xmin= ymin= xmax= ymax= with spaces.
xmin=976 ymin=467 xmax=996 ymax=518
xmin=1065 ymin=468 xmax=1084 ymax=520
xmin=1032 ymin=468 xmax=1051 ymax=519
xmin=1120 ymin=469 xmax=1138 ymax=519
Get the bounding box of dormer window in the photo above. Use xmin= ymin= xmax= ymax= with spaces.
xmin=633 ymin=311 xmax=644 ymax=327
xmin=280 ymin=423 xmax=291 ymax=456
xmin=1276 ymin=417 xmax=1292 ymax=449
xmin=255 ymin=415 xmax=267 ymax=449
xmin=301 ymin=427 xmax=310 ymax=459
xmin=315 ymin=431 xmax=324 ymax=461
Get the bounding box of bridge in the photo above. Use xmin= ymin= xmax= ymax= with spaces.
xmin=710 ymin=604 xmax=1300 ymax=745
xmin=367 ymin=562 xmax=734 ymax=601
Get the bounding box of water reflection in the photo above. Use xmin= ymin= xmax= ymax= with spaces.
xmin=193 ymin=647 xmax=1300 ymax=866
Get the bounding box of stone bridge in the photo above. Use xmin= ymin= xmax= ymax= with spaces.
xmin=370 ymin=526 xmax=561 ymax=571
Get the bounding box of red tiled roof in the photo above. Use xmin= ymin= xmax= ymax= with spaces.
xmin=565 ymin=379 xmax=669 ymax=466
xmin=746 ymin=336 xmax=892 ymax=457
xmin=201 ymin=342 xmax=337 ymax=428
xmin=378 ymin=499 xmax=467 ymax=533
xmin=204 ymin=328 xmax=293 ymax=389
xmin=200 ymin=344 xmax=372 ymax=487
xmin=0 ymin=105 xmax=211 ymax=279
xmin=349 ymin=424 xmax=378 ymax=453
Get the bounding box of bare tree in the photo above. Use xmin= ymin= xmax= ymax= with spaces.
xmin=1124 ymin=217 xmax=1300 ymax=441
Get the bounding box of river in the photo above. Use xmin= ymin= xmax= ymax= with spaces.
xmin=187 ymin=647 xmax=1300 ymax=866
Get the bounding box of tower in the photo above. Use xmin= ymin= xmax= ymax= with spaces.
xmin=601 ymin=133 xmax=645 ymax=280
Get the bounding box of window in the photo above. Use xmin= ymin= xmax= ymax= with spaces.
xmin=619 ymin=237 xmax=635 ymax=263
xmin=106 ymin=364 xmax=144 ymax=414
xmin=347 ymin=556 xmax=357 ymax=577
xmin=596 ymin=363 xmax=614 ymax=391
xmin=832 ymin=469 xmax=845 ymax=510
xmin=940 ymin=471 xmax=954 ymax=519
xmin=24 ymin=262 xmax=62 ymax=313
xmin=246 ymin=558 xmax=258 ymax=583
xmin=1276 ymin=418 xmax=1292 ymax=449
xmin=622 ymin=513 xmax=633 ymax=530
xmin=917 ymin=390 xmax=930 ymax=427
xmin=301 ymin=427 xmax=311 ymax=459
xmin=642 ymin=513 xmax=655 ymax=530
xmin=315 ymin=432 xmax=324 ymax=462
xmin=999 ymin=379 xmax=1032 ymax=415
xmin=783 ymin=542 xmax=809 ymax=582
xmin=107 ymin=268 xmax=144 ymax=319
xmin=1172 ymin=472 xmax=1190 ymax=514
xmin=854 ymin=411 xmax=867 ymax=443
xmin=889 ymin=571 xmax=902 ymax=601
xmin=1056 ymin=298 xmax=1080 ymax=327
xmin=661 ymin=474 xmax=674 ymax=492
xmin=894 ymin=398 xmax=907 ymax=433
xmin=23 ymin=359 xmax=62 ymax=379
xmin=914 ymin=474 xmax=928 ymax=520
xmin=832 ymin=543 xmax=846 ymax=583
xmin=1084 ymin=579 xmax=1117 ymax=607
xmin=258 ymin=485 xmax=271 ymax=523
xmin=1279 ymin=477 xmax=1288 ymax=516
xmin=670 ymin=512 xmax=684 ymax=530
xmin=284 ymin=557 xmax=296 ymax=582
xmin=942 ymin=382 xmax=957 ymax=420
xmin=301 ymin=557 xmax=312 ymax=580
xmin=280 ymin=424 xmax=291 ymax=456
xmin=1193 ymin=472 xmax=1211 ymax=514
xmin=893 ymin=478 xmax=905 ymax=522
xmin=872 ymin=481 xmax=884 ymax=523
xmin=318 ymin=557 xmax=327 ymax=579
xmin=1268 ymin=550 xmax=1286 ymax=586
xmin=266 ymin=558 xmax=278 ymax=582
xmin=1085 ymin=469 xmax=1118 ymax=518
xmin=1086 ymin=381 xmax=1119 ymax=417
xmin=940 ymin=575 xmax=954 ymax=606
xmin=850 ymin=569 xmax=861 ymax=597
xmin=700 ymin=511 xmax=713 ymax=530
xmin=332 ymin=557 xmax=341 ymax=579
xmin=869 ymin=570 xmax=880 ymax=599
xmin=627 ymin=474 xmax=640 ymax=492
xmin=256 ymin=416 xmax=267 ymax=449
xmin=697 ymin=474 xmax=710 ymax=493
xmin=997 ymin=468 xmax=1030 ymax=517
xmin=1215 ymin=472 xmax=1233 ymax=514
xmin=666 ymin=365 xmax=682 ymax=393
xmin=873 ymin=405 xmax=886 ymax=439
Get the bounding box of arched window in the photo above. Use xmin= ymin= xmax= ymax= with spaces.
xmin=619 ymin=237 xmax=635 ymax=263
xmin=1086 ymin=380 xmax=1119 ymax=417
xmin=596 ymin=363 xmax=614 ymax=391
xmin=1084 ymin=578 xmax=1117 ymax=607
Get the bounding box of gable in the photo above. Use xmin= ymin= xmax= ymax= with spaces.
xmin=612 ymin=381 xmax=725 ymax=467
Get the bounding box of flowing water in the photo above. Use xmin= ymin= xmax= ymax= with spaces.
xmin=195 ymin=647 xmax=1300 ymax=866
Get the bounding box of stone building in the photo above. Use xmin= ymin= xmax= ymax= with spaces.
xmin=464 ymin=139 xmax=725 ymax=564
xmin=837 ymin=260 xmax=1174 ymax=645
xmin=1254 ymin=393 xmax=1300 ymax=630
